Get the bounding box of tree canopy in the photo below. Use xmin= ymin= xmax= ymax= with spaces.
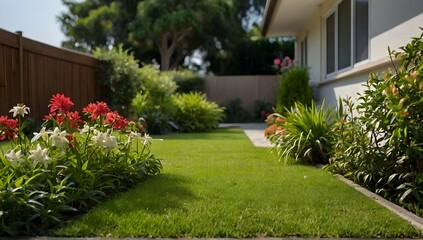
xmin=58 ymin=0 xmax=292 ymax=73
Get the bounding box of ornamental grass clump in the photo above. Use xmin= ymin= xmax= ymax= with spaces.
xmin=269 ymin=101 xmax=334 ymax=165
xmin=0 ymin=94 xmax=162 ymax=236
xmin=326 ymin=29 xmax=423 ymax=211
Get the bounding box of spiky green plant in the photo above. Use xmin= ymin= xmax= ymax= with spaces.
xmin=272 ymin=101 xmax=334 ymax=164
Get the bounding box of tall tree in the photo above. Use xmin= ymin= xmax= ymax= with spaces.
xmin=59 ymin=0 xmax=138 ymax=52
xmin=130 ymin=0 xmax=238 ymax=70
xmin=59 ymin=0 xmax=267 ymax=71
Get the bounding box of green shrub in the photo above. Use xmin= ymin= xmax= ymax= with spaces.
xmin=172 ymin=92 xmax=225 ymax=132
xmin=224 ymin=98 xmax=251 ymax=123
xmin=93 ymin=45 xmax=141 ymax=116
xmin=276 ymin=67 xmax=312 ymax=113
xmin=254 ymin=100 xmax=273 ymax=122
xmin=163 ymin=69 xmax=205 ymax=93
xmin=326 ymin=30 xmax=423 ymax=209
xmin=271 ymin=101 xmax=334 ymax=164
xmin=132 ymin=65 xmax=177 ymax=134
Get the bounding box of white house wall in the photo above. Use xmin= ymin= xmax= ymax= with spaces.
xmin=296 ymin=0 xmax=423 ymax=108
xmin=369 ymin=0 xmax=423 ymax=61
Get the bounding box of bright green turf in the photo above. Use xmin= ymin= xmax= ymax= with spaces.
xmin=53 ymin=128 xmax=421 ymax=238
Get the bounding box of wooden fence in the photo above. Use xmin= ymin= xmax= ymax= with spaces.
xmin=205 ymin=75 xmax=279 ymax=116
xmin=0 ymin=28 xmax=100 ymax=122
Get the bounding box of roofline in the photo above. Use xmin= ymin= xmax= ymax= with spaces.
xmin=260 ymin=0 xmax=277 ymax=37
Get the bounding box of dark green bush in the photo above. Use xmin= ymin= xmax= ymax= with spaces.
xmin=163 ymin=70 xmax=205 ymax=93
xmin=276 ymin=67 xmax=312 ymax=113
xmin=224 ymin=98 xmax=251 ymax=123
xmin=326 ymin=30 xmax=423 ymax=210
xmin=93 ymin=45 xmax=141 ymax=116
xmin=254 ymin=100 xmax=273 ymax=122
xmin=172 ymin=92 xmax=225 ymax=132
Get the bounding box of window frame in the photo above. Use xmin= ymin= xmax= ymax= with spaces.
xmin=323 ymin=0 xmax=369 ymax=80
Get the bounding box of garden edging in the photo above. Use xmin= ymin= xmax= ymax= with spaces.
xmin=335 ymin=174 xmax=423 ymax=231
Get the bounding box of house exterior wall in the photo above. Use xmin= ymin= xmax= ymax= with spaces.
xmin=294 ymin=0 xmax=423 ymax=107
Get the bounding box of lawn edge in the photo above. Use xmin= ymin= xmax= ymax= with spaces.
xmin=336 ymin=174 xmax=423 ymax=232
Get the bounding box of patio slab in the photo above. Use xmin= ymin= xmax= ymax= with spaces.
xmin=219 ymin=123 xmax=273 ymax=148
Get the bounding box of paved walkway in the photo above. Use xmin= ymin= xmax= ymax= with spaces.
xmin=219 ymin=123 xmax=273 ymax=148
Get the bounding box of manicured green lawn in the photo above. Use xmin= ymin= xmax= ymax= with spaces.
xmin=53 ymin=128 xmax=420 ymax=238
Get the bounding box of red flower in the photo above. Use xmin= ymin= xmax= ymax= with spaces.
xmin=83 ymin=102 xmax=111 ymax=121
xmin=49 ymin=94 xmax=74 ymax=113
xmin=66 ymin=111 xmax=83 ymax=129
xmin=66 ymin=134 xmax=76 ymax=148
xmin=105 ymin=111 xmax=129 ymax=130
xmin=0 ymin=116 xmax=18 ymax=141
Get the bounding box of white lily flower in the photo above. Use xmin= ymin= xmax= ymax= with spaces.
xmin=31 ymin=127 xmax=50 ymax=143
xmin=29 ymin=144 xmax=51 ymax=169
xmin=5 ymin=149 xmax=24 ymax=166
xmin=80 ymin=124 xmax=95 ymax=134
xmin=141 ymin=133 xmax=163 ymax=145
xmin=91 ymin=130 xmax=118 ymax=149
xmin=49 ymin=127 xmax=69 ymax=148
xmin=9 ymin=104 xmax=30 ymax=117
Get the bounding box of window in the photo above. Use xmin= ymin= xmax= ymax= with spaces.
xmin=355 ymin=0 xmax=368 ymax=63
xmin=300 ymin=37 xmax=308 ymax=67
xmin=325 ymin=0 xmax=368 ymax=75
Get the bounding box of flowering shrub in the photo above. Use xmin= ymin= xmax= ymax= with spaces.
xmin=326 ymin=30 xmax=423 ymax=211
xmin=264 ymin=114 xmax=286 ymax=140
xmin=272 ymin=56 xmax=293 ymax=74
xmin=0 ymin=94 xmax=162 ymax=235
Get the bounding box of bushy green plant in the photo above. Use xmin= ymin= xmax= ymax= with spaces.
xmin=93 ymin=45 xmax=141 ymax=116
xmin=132 ymin=65 xmax=177 ymax=134
xmin=253 ymin=100 xmax=273 ymax=122
xmin=271 ymin=101 xmax=334 ymax=164
xmin=224 ymin=98 xmax=251 ymax=123
xmin=327 ymin=30 xmax=423 ymax=209
xmin=172 ymin=92 xmax=225 ymax=132
xmin=0 ymin=94 xmax=162 ymax=235
xmin=163 ymin=69 xmax=205 ymax=93
xmin=276 ymin=67 xmax=312 ymax=113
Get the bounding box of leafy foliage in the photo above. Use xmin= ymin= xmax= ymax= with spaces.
xmin=132 ymin=65 xmax=177 ymax=134
xmin=276 ymin=67 xmax=313 ymax=113
xmin=0 ymin=94 xmax=162 ymax=235
xmin=207 ymin=38 xmax=294 ymax=75
xmin=163 ymin=70 xmax=205 ymax=93
xmin=172 ymin=93 xmax=225 ymax=132
xmin=270 ymin=101 xmax=334 ymax=164
xmin=93 ymin=45 xmax=141 ymax=116
xmin=326 ymin=29 xmax=423 ymax=209
xmin=223 ymin=98 xmax=251 ymax=123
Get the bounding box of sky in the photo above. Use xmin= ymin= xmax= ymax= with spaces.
xmin=0 ymin=0 xmax=69 ymax=47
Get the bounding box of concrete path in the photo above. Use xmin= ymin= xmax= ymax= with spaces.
xmin=219 ymin=123 xmax=273 ymax=148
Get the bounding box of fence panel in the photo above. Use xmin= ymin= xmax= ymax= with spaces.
xmin=205 ymin=75 xmax=279 ymax=116
xmin=0 ymin=29 xmax=100 ymax=122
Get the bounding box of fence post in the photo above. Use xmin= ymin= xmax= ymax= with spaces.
xmin=16 ymin=31 xmax=24 ymax=103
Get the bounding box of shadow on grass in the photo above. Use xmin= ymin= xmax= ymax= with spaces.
xmin=103 ymin=173 xmax=198 ymax=215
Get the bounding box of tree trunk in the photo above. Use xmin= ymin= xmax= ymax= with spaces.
xmin=160 ymin=48 xmax=173 ymax=71
xmin=157 ymin=29 xmax=192 ymax=71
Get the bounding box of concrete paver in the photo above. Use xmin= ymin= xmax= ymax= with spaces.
xmin=219 ymin=123 xmax=273 ymax=148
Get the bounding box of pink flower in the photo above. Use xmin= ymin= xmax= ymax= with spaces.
xmin=273 ymin=58 xmax=281 ymax=66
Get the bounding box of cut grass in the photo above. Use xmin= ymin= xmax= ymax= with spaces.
xmin=53 ymin=128 xmax=421 ymax=238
